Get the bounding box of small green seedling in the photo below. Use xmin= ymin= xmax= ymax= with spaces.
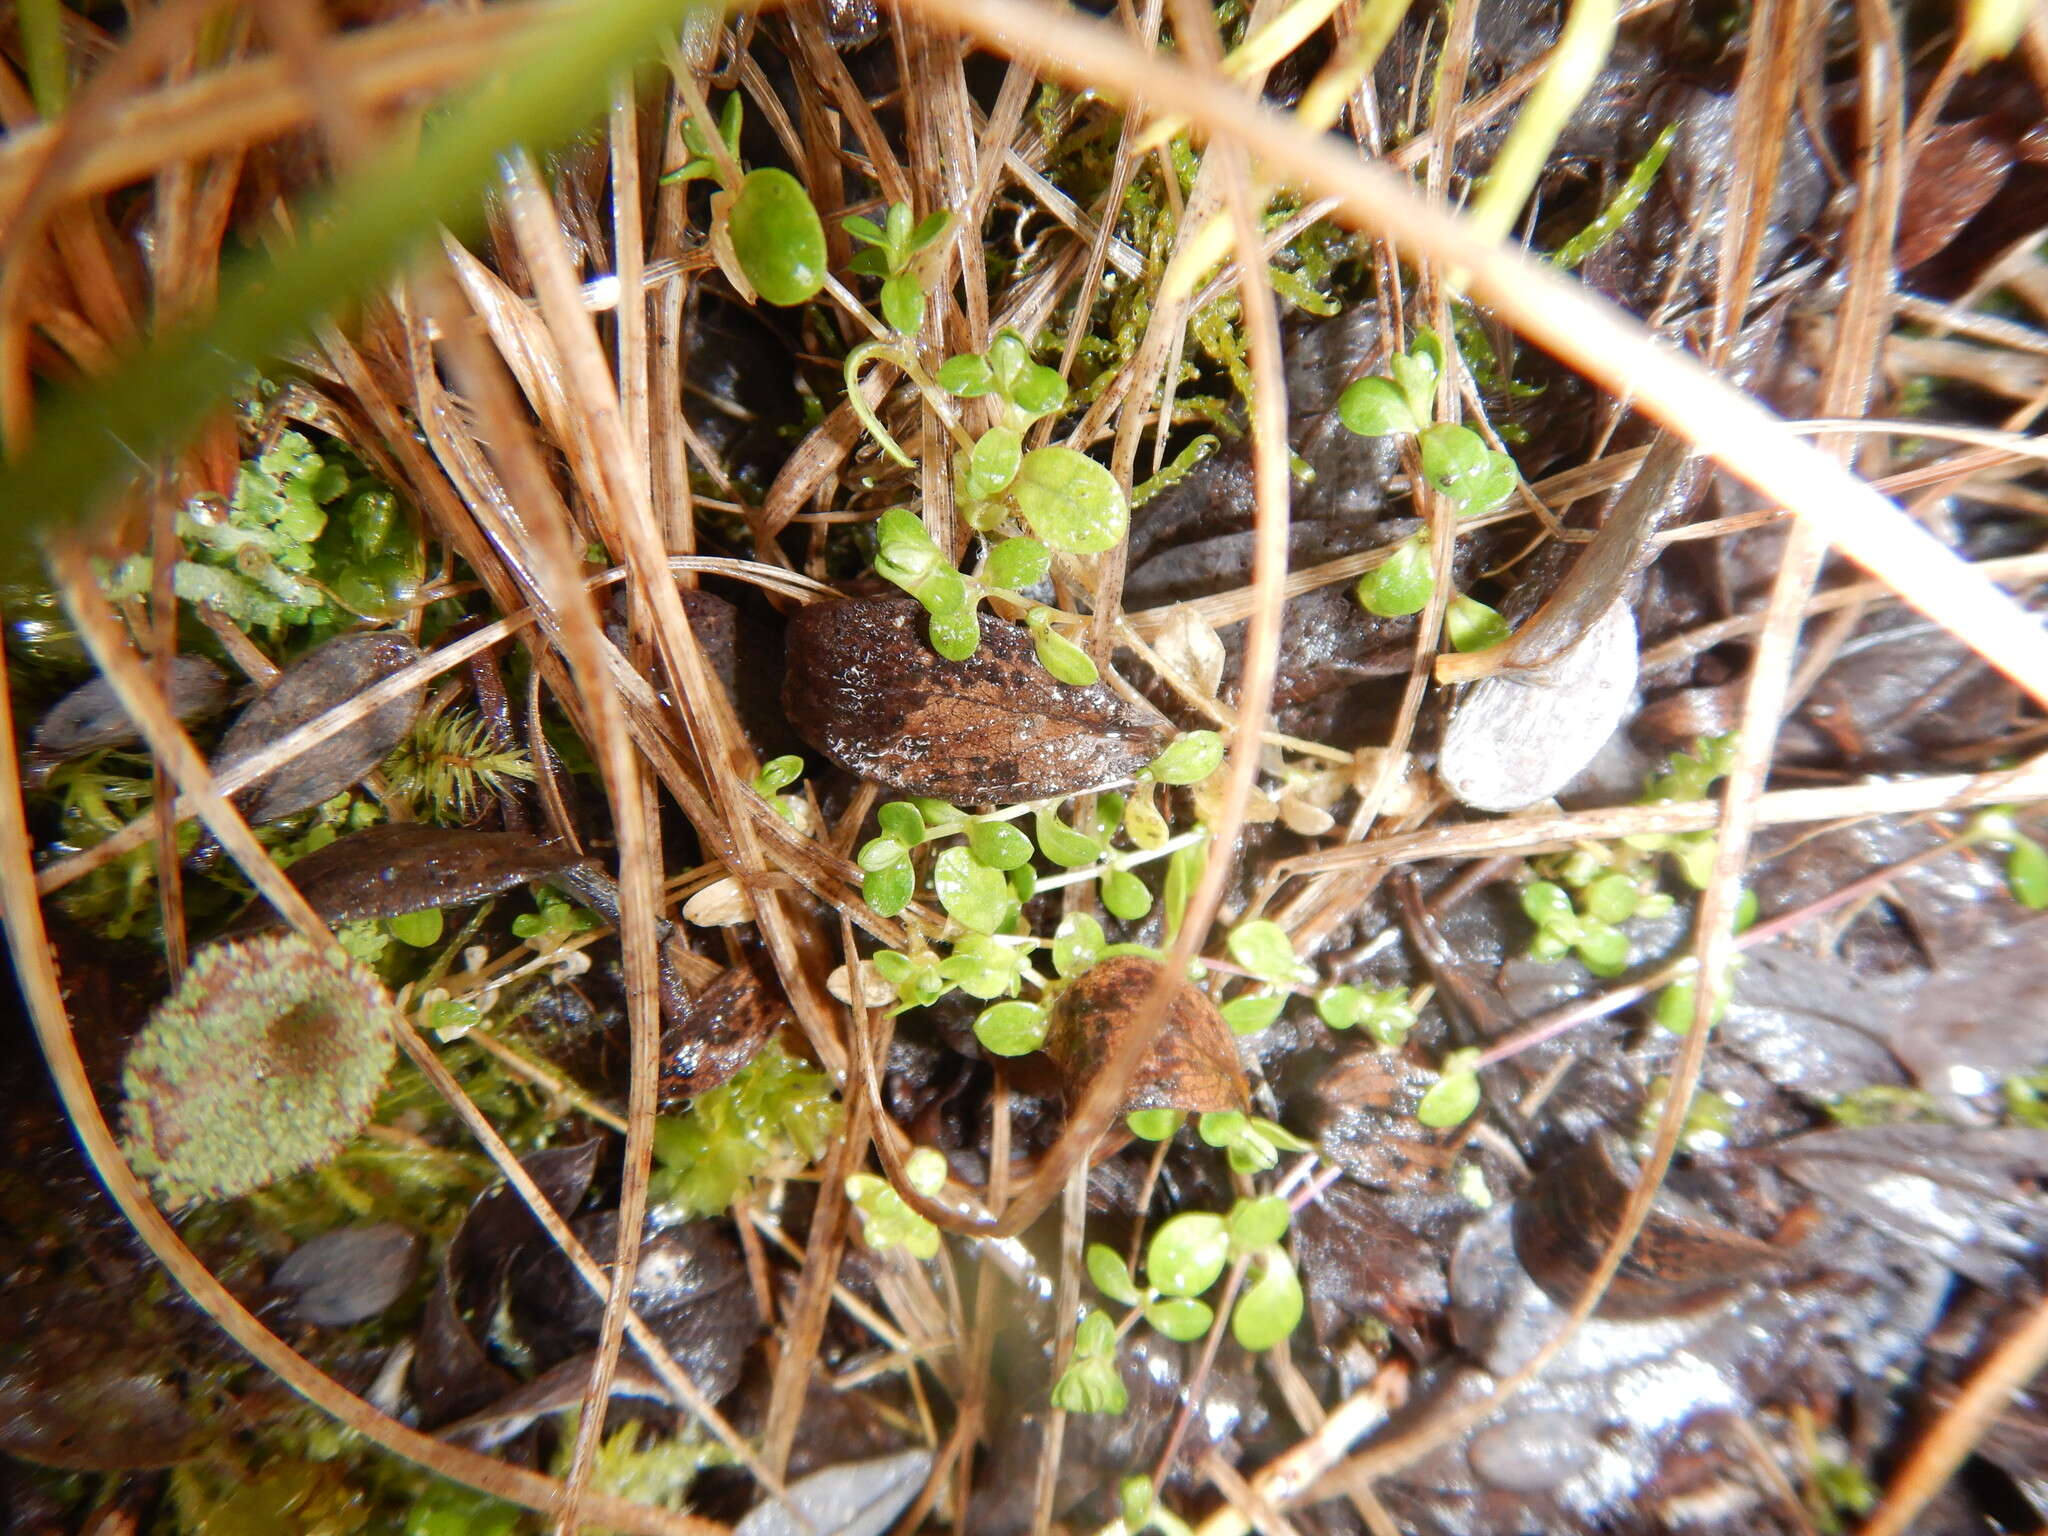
xmin=1417 ymin=1046 xmax=1483 ymax=1128
xmin=1069 ymin=1195 xmax=1305 ymax=1404
xmin=1316 ymin=983 xmax=1417 ymax=1046
xmin=844 ymin=200 xmax=953 ymax=334
xmin=1336 ymin=330 xmax=1518 ymax=519
xmin=847 ymin=1157 xmax=942 ymax=1260
xmin=752 ymin=755 xmax=805 ymax=825
xmin=662 ymin=94 xmax=827 ymax=307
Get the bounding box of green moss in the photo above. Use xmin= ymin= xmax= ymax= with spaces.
xmin=649 ymin=1040 xmax=842 ymax=1219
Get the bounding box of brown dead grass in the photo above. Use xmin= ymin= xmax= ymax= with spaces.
xmin=5 ymin=1 xmax=2048 ymax=1533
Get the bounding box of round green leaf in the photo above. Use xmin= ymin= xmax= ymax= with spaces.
xmin=863 ymin=860 xmax=915 ymax=918
xmin=1655 ymin=973 xmax=1699 ymax=1034
xmin=1100 ymin=867 xmax=1152 ymax=922
xmin=1120 ymin=1477 xmax=1155 ymax=1530
xmin=1417 ymin=421 xmax=1486 ymax=497
xmin=1416 ymin=1067 xmax=1481 ymax=1129
xmin=1575 ymin=919 xmax=1630 ymax=976
xmin=1227 ymin=1194 xmax=1291 ymax=1254
xmin=878 ymin=801 xmax=926 ymax=846
xmin=1032 ymin=622 xmax=1101 ymax=687
xmin=1087 ymin=1243 xmax=1141 ymax=1306
xmin=933 ymin=846 xmax=1009 ymax=933
xmin=926 ymin=602 xmax=981 ymax=661
xmin=975 ymin=999 xmax=1049 ymax=1056
xmin=1336 ymin=375 xmax=1418 ymax=438
xmin=858 ymin=836 xmax=909 ymax=873
xmin=1052 ymin=911 xmax=1105 ymax=977
xmin=1357 ymin=537 xmax=1433 ymax=617
xmin=1317 ymin=985 xmax=1364 ymax=1028
xmin=1221 ymin=990 xmax=1286 ymax=1035
xmin=935 ymin=353 xmax=994 ymax=396
xmin=387 ymin=908 xmax=443 ymax=948
xmin=1144 ymin=1296 xmax=1215 ymax=1342
xmin=1445 ymin=593 xmax=1510 ymax=653
xmin=1010 ymin=362 xmax=1069 ymax=419
xmin=1125 ymin=1108 xmax=1184 ymax=1141
xmin=727 ymin=168 xmax=827 ymax=307
xmin=968 ymin=818 xmax=1033 ymax=871
xmin=1225 ymin=919 xmax=1311 ymax=986
xmin=1520 ymin=881 xmax=1576 ymax=930
xmin=1230 ymin=1250 xmax=1304 ymax=1351
xmin=965 ymin=426 xmax=1023 ymax=501
xmin=984 ymin=537 xmax=1050 ymax=591
xmin=881 ymin=271 xmax=925 ymax=334
xmin=904 ymin=1146 xmax=948 ymax=1196
xmin=1147 ymin=730 xmax=1225 ymax=786
xmin=1582 ymin=873 xmax=1641 ymax=924
xmin=1145 ymin=1212 xmax=1229 ymax=1298
xmin=1011 ymin=446 xmax=1127 ymax=554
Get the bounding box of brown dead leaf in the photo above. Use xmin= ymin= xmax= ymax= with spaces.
xmin=783 ymin=597 xmax=1171 ymax=804
xmin=1042 ymin=956 xmax=1248 ymax=1116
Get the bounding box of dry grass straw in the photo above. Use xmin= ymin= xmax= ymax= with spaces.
xmin=6 ymin=0 xmax=2048 ymax=1530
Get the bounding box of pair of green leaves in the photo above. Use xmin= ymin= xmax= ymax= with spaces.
xmin=1216 ymin=918 xmax=1313 ymax=1036
xmin=1337 ymin=333 xmax=1519 ymax=519
xmin=844 ymin=200 xmax=952 ymax=334
xmin=751 ymin=754 xmax=805 ymax=826
xmin=1522 ymin=879 xmax=1633 ymax=976
xmin=1316 ymin=983 xmax=1417 ymax=1047
xmin=1354 ymin=539 xmax=1508 ymax=652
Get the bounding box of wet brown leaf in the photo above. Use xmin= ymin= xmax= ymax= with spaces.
xmin=659 ymin=960 xmax=790 ymax=1104
xmin=212 ymin=631 xmax=424 ymax=823
xmin=29 ymin=654 xmax=232 ymax=768
xmin=1042 ymin=956 xmax=1248 ymax=1116
xmin=1897 ymin=119 xmax=2013 ymax=269
xmin=783 ymin=597 xmax=1170 ymax=803
xmin=228 ymin=823 xmax=589 ymax=934
xmin=1512 ymin=1137 xmax=1788 ymax=1320
xmin=273 ymin=1221 xmax=422 ymax=1326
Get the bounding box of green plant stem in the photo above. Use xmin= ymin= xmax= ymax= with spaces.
xmin=1032 ymin=827 xmax=1208 ymax=894
xmin=0 ymin=0 xmax=705 ymax=532
xmin=18 ymin=0 xmax=70 ymax=116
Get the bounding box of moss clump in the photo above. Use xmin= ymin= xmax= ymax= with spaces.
xmin=122 ymin=934 xmax=402 ymax=1204
xmin=649 ymin=1040 xmax=842 ymax=1219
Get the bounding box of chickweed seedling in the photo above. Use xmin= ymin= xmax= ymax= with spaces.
xmin=1062 ymin=1194 xmax=1307 ymax=1414
xmin=663 ymin=92 xmax=827 ymax=308
xmin=844 ymin=200 xmax=953 ymax=335
xmin=1336 ymin=331 xmax=1519 ymax=518
xmin=751 ymin=755 xmax=806 ymax=826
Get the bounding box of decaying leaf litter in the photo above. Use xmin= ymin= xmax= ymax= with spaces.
xmin=4 ymin=0 xmax=2048 ymax=1533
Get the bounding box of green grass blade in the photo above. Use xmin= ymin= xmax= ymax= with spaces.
xmin=0 ymin=0 xmax=707 ymax=537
